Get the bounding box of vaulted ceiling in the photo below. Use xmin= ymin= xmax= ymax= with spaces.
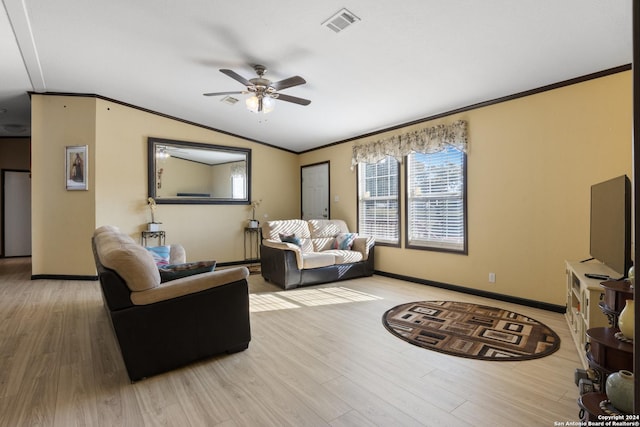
xmin=0 ymin=0 xmax=633 ymax=152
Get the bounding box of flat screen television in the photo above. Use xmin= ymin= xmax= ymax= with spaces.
xmin=589 ymin=175 xmax=632 ymax=278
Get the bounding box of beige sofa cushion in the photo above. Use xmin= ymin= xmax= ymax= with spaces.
xmin=94 ymin=225 xmax=121 ymax=236
xmin=130 ymin=267 xmax=249 ymax=305
xmin=97 ymin=237 xmax=161 ymax=291
xmin=263 ymin=219 xmax=314 ymax=253
xmin=94 ymin=228 xmax=136 ymax=246
xmin=308 ymin=219 xmax=350 ymax=251
xmin=302 ymin=252 xmax=336 ymax=269
xmin=169 ymin=244 xmax=186 ymax=264
xmin=321 ymin=249 xmax=363 ymax=264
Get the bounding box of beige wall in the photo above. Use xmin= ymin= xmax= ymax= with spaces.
xmin=30 ymin=71 xmax=632 ymax=305
xmin=157 ymin=157 xmax=212 ymax=198
xmin=299 ymin=71 xmax=633 ymax=306
xmin=31 ymin=96 xmax=97 ymax=275
xmin=31 ymin=95 xmax=300 ymax=275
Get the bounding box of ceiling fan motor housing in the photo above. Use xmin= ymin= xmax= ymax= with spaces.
xmin=253 ymin=64 xmax=267 ymax=76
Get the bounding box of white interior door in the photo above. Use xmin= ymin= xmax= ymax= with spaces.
xmin=301 ymin=162 xmax=329 ymax=220
xmin=3 ymin=170 xmax=32 ymax=257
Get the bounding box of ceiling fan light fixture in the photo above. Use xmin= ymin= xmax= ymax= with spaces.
xmin=246 ymin=95 xmax=274 ymax=114
xmin=262 ymin=96 xmax=275 ymax=113
xmin=246 ymin=95 xmax=259 ymax=113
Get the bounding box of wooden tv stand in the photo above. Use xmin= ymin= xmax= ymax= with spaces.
xmin=564 ymin=260 xmax=618 ymax=368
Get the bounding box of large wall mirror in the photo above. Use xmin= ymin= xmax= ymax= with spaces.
xmin=148 ymin=137 xmax=251 ymax=204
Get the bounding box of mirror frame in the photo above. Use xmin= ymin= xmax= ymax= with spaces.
xmin=147 ymin=137 xmax=251 ymax=205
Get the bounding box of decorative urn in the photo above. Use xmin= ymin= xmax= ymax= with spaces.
xmin=617 ymin=299 xmax=634 ymax=340
xmin=606 ymin=370 xmax=634 ymax=414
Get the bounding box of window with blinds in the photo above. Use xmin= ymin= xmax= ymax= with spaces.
xmin=357 ymin=157 xmax=400 ymax=245
xmin=406 ymin=147 xmax=467 ymax=253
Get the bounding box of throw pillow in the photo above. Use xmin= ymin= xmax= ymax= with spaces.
xmin=159 ymin=260 xmax=216 ymax=282
xmin=279 ymin=233 xmax=302 ymax=246
xmin=333 ymin=233 xmax=358 ymax=250
xmin=145 ymin=245 xmax=171 ymax=266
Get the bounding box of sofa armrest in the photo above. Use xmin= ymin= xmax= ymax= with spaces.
xmin=262 ymin=239 xmax=304 ymax=269
xmin=352 ymin=236 xmax=375 ymax=260
xmin=260 ymin=244 xmax=302 ymax=290
xmin=130 ymin=267 xmax=249 ymax=305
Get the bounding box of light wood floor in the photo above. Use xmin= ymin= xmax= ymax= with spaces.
xmin=0 ymin=257 xmax=582 ymax=426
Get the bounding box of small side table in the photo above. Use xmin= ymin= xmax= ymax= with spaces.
xmin=141 ymin=230 xmax=166 ymax=246
xmin=578 ymin=392 xmax=608 ymax=422
xmin=585 ymin=327 xmax=633 ymax=391
xmin=244 ymin=227 xmax=261 ymax=261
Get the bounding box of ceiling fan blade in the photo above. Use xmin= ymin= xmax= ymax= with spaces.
xmin=271 ymin=76 xmax=306 ymax=91
xmin=203 ymin=91 xmax=245 ymax=97
xmin=220 ymin=69 xmax=252 ymax=86
xmin=275 ymin=93 xmax=311 ymax=106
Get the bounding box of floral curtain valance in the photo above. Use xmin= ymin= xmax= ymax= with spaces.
xmin=351 ymin=120 xmax=468 ymax=169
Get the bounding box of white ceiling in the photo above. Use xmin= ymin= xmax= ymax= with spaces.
xmin=0 ymin=0 xmax=633 ymax=152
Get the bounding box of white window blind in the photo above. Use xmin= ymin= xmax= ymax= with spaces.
xmin=407 ymin=147 xmax=466 ymax=252
xmin=358 ymin=157 xmax=399 ymax=244
xmin=232 ymin=175 xmax=245 ymax=199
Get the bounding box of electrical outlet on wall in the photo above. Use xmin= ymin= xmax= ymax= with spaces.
xmin=489 ymin=272 xmax=496 ymax=283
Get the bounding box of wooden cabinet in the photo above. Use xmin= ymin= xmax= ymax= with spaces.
xmin=599 ymin=280 xmax=634 ymax=327
xmin=585 ymin=279 xmax=634 ymax=392
xmin=585 ymin=327 xmax=633 ymax=388
xmin=565 ymin=260 xmax=616 ymax=368
xmin=567 ymin=262 xmax=635 ymax=418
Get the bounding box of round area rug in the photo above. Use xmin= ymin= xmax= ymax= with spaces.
xmin=382 ymin=301 xmax=561 ymax=361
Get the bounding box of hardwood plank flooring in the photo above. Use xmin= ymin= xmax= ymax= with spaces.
xmin=0 ymin=258 xmax=582 ymax=426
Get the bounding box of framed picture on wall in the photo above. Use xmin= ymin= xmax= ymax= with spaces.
xmin=65 ymin=145 xmax=88 ymax=190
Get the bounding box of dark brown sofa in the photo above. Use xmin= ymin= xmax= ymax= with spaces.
xmin=92 ymin=226 xmax=251 ymax=382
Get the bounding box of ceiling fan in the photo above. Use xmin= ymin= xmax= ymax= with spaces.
xmin=203 ymin=64 xmax=311 ymax=113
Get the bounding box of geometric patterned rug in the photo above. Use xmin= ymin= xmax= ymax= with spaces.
xmin=382 ymin=301 xmax=561 ymax=361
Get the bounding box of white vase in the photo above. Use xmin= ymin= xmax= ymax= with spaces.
xmin=606 ymin=370 xmax=634 ymax=414
xmin=148 ymin=222 xmax=161 ymax=232
xmin=618 ymin=299 xmax=634 ymax=340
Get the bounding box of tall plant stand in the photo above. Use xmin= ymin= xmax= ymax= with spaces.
xmin=244 ymin=227 xmax=261 ymax=261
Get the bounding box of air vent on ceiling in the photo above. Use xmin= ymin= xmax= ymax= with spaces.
xmin=221 ymin=96 xmax=239 ymax=105
xmin=322 ymin=8 xmax=360 ymax=33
